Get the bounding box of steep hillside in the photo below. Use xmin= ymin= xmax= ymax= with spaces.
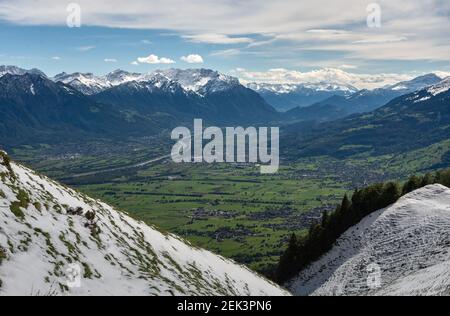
xmin=0 ymin=152 xmax=289 ymax=296
xmin=288 ymin=184 xmax=450 ymax=296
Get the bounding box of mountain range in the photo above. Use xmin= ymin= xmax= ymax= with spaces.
xmin=284 ymin=74 xmax=443 ymax=122
xmin=0 ymin=152 xmax=289 ymax=296
xmin=1 ymin=65 xmax=449 ymax=157
xmin=93 ymin=69 xmax=278 ymax=126
xmin=247 ymin=82 xmax=357 ymax=112
xmin=0 ymin=67 xmax=278 ymax=147
xmin=0 ymin=65 xmax=46 ymax=78
xmin=282 ymin=76 xmax=450 ymax=159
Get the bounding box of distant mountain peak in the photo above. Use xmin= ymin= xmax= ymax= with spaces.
xmin=247 ymin=82 xmax=358 ymax=95
xmin=420 ymin=76 xmax=450 ymax=98
xmin=51 ymin=68 xmax=241 ymax=96
xmin=153 ymin=68 xmax=240 ymax=95
xmin=0 ymin=65 xmax=46 ymax=78
xmin=387 ymin=73 xmax=442 ymax=92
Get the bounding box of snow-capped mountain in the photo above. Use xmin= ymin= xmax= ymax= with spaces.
xmin=0 ymin=152 xmax=290 ymax=296
xmin=403 ymin=76 xmax=450 ymax=103
xmin=248 ymin=82 xmax=357 ymax=94
xmin=0 ymin=65 xmax=46 ymax=78
xmin=425 ymin=76 xmax=450 ymax=97
xmin=93 ymin=71 xmax=279 ymax=125
xmin=0 ymin=73 xmax=166 ymax=146
xmin=53 ymin=72 xmax=113 ymax=95
xmin=288 ymin=184 xmax=450 ymax=296
xmin=386 ymin=73 xmax=443 ymax=93
xmin=53 ymin=68 xmax=242 ymax=96
xmin=104 ymin=69 xmax=143 ymax=86
xmin=156 ymin=69 xmax=241 ymax=95
xmin=247 ymin=82 xmax=357 ymax=112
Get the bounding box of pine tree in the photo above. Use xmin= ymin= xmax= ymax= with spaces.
xmin=276 ymin=234 xmax=298 ymax=282
xmin=381 ymin=182 xmax=401 ymax=207
xmin=321 ymin=211 xmax=329 ymax=227
xmin=402 ymin=175 xmax=422 ymax=195
xmin=421 ymin=173 xmax=435 ymax=187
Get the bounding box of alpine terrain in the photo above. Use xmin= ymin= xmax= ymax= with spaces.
xmin=0 ymin=152 xmax=290 ymax=296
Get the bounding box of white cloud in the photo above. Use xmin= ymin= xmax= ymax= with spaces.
xmin=51 ymin=56 xmax=61 ymax=60
xmin=180 ymin=54 xmax=204 ymax=64
xmin=183 ymin=33 xmax=253 ymax=45
xmin=0 ymin=1 xmax=449 ymax=62
xmin=338 ymin=64 xmax=358 ymax=70
xmin=136 ymin=54 xmax=175 ymax=64
xmin=130 ymin=61 xmax=139 ymax=65
xmin=210 ymin=49 xmax=241 ymax=57
xmin=234 ymin=68 xmax=414 ymax=90
xmin=76 ymin=45 xmax=95 ymax=52
xmin=104 ymin=58 xmax=118 ymax=63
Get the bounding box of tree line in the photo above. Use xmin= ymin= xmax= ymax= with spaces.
xmin=276 ymin=168 xmax=450 ymax=284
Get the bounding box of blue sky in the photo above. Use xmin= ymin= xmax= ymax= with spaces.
xmin=0 ymin=0 xmax=449 ymax=86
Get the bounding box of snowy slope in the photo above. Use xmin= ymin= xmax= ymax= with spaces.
xmin=288 ymin=184 xmax=450 ymax=296
xmin=403 ymin=76 xmax=450 ymax=104
xmin=426 ymin=76 xmax=450 ymax=96
xmin=0 ymin=152 xmax=289 ymax=296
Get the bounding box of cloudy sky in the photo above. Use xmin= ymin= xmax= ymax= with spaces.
xmin=0 ymin=0 xmax=449 ymax=87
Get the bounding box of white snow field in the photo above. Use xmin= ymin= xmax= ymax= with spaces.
xmin=288 ymin=184 xmax=450 ymax=296
xmin=0 ymin=153 xmax=290 ymax=296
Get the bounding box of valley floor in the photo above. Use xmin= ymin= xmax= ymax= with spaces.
xmin=9 ymin=137 xmax=450 ymax=275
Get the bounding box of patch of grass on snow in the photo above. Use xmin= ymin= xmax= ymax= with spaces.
xmin=10 ymin=188 xmax=30 ymax=219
